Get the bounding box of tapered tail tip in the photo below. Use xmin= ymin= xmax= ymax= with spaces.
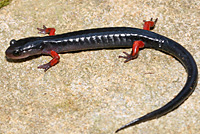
xmin=115 ymin=118 xmax=140 ymax=133
xmin=115 ymin=125 xmax=126 ymax=133
xmin=115 ymin=128 xmax=121 ymax=133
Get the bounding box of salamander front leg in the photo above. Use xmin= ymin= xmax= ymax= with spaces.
xmin=37 ymin=25 xmax=58 ymax=71
xmin=38 ymin=50 xmax=60 ymax=72
xmin=37 ymin=25 xmax=56 ymax=36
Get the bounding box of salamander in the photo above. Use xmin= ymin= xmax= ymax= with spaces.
xmin=5 ymin=18 xmax=198 ymax=133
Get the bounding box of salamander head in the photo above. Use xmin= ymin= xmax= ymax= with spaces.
xmin=5 ymin=37 xmax=44 ymax=59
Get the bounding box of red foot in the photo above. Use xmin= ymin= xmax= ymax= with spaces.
xmin=143 ymin=18 xmax=158 ymax=30
xmin=119 ymin=41 xmax=145 ymax=63
xmin=37 ymin=25 xmax=56 ymax=36
xmin=38 ymin=50 xmax=60 ymax=72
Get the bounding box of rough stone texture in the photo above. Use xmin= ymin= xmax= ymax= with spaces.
xmin=0 ymin=0 xmax=199 ymax=133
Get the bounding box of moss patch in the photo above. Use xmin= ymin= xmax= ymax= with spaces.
xmin=0 ymin=0 xmax=11 ymax=9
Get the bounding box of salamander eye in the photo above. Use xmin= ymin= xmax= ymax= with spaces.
xmin=13 ymin=50 xmax=21 ymax=56
xmin=10 ymin=39 xmax=16 ymax=46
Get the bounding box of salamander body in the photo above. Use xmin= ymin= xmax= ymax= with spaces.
xmin=5 ymin=19 xmax=198 ymax=133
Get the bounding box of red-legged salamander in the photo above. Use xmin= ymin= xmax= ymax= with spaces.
xmin=5 ymin=19 xmax=198 ymax=133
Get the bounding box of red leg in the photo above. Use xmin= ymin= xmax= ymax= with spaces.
xmin=37 ymin=25 xmax=56 ymax=36
xmin=119 ymin=18 xmax=158 ymax=63
xmin=143 ymin=18 xmax=158 ymax=30
xmin=38 ymin=50 xmax=60 ymax=72
xmin=119 ymin=41 xmax=145 ymax=62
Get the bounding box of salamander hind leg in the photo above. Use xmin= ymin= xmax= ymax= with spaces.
xmin=119 ymin=18 xmax=157 ymax=63
xmin=143 ymin=18 xmax=158 ymax=30
xmin=119 ymin=40 xmax=144 ymax=63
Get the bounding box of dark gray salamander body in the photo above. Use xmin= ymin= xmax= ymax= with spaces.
xmin=5 ymin=27 xmax=198 ymax=132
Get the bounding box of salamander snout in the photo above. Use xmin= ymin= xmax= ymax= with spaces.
xmin=6 ymin=38 xmax=43 ymax=60
xmin=5 ymin=39 xmax=24 ymax=59
xmin=5 ymin=46 xmax=19 ymax=59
